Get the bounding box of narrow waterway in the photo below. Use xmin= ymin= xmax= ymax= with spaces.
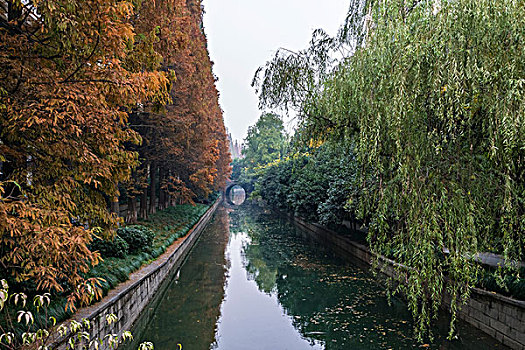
xmin=123 ymin=204 xmax=508 ymax=350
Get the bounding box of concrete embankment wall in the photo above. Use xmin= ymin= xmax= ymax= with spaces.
xmin=52 ymin=198 xmax=221 ymax=350
xmin=291 ymin=216 xmax=525 ymax=350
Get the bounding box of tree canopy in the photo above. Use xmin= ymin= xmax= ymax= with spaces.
xmin=243 ymin=113 xmax=287 ymax=168
xmin=253 ymin=0 xmax=525 ymax=340
xmin=0 ymin=0 xmax=230 ymax=308
xmin=233 ymin=113 xmax=287 ymax=193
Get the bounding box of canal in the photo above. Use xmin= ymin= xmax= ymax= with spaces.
xmin=123 ymin=204 xmax=508 ymax=350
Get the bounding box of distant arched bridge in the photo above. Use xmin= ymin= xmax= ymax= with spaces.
xmin=223 ymin=180 xmax=249 ymax=206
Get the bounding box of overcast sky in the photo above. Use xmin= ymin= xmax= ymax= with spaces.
xmin=202 ymin=0 xmax=349 ymax=142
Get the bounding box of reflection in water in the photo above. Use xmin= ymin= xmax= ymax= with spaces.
xmin=228 ymin=185 xmax=246 ymax=205
xmin=230 ymin=206 xmax=508 ymax=350
xmin=122 ymin=208 xmax=230 ymax=350
xmin=212 ymin=232 xmax=323 ymax=350
xmin=126 ymin=204 xmax=508 ymax=350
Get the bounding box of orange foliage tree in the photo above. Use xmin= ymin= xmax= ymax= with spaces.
xmin=0 ymin=0 xmax=170 ymax=307
xmin=125 ymin=0 xmax=231 ymax=217
xmin=0 ymin=0 xmax=230 ymax=307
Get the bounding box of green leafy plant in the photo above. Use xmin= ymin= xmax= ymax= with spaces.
xmin=90 ymin=236 xmax=129 ymax=259
xmin=118 ymin=226 xmax=155 ymax=254
xmin=0 ymin=279 xmax=153 ymax=350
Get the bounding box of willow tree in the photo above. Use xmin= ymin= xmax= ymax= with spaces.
xmin=254 ymin=0 xmax=524 ymax=340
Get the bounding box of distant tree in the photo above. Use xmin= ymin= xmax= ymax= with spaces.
xmin=254 ymin=139 xmax=359 ymax=225
xmin=238 ymin=113 xmax=287 ymax=193
xmin=243 ymin=113 xmax=287 ymax=168
xmin=230 ymin=158 xmax=244 ymax=181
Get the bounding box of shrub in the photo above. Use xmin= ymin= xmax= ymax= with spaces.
xmin=478 ymin=267 xmax=525 ymax=301
xmin=90 ymin=235 xmax=129 ymax=258
xmin=117 ymin=225 xmax=155 ymax=254
xmin=0 ymin=279 xmax=149 ymax=350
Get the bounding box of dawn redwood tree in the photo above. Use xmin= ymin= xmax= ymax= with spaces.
xmin=157 ymin=0 xmax=230 ymax=204
xmin=124 ymin=0 xmax=188 ymax=215
xmin=122 ymin=0 xmax=230 ymax=216
xmin=0 ymin=0 xmax=170 ymax=307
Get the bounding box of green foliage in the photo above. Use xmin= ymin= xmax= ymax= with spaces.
xmin=0 ymin=279 xmax=151 ymax=350
xmin=118 ymin=225 xmax=155 ymax=254
xmin=477 ymin=267 xmax=525 ymax=301
xmin=90 ymin=235 xmax=129 ymax=259
xmin=254 ymin=0 xmax=525 ymax=340
xmin=237 ymin=113 xmax=288 ymax=194
xmin=243 ymin=113 xmax=288 ymax=168
xmin=230 ymin=158 xmax=244 ymax=181
xmin=255 ymin=139 xmax=360 ymax=227
xmin=89 ymin=224 xmax=156 ymax=259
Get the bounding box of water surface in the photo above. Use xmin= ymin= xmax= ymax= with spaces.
xmin=124 ymin=204 xmax=508 ymax=350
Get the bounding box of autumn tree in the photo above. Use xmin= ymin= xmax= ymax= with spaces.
xmin=103 ymin=0 xmax=231 ymax=221
xmin=128 ymin=0 xmax=230 ymax=213
xmin=0 ymin=0 xmax=170 ymax=306
xmin=0 ymin=0 xmax=230 ymax=309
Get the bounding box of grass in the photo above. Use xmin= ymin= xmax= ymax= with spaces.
xmin=4 ymin=201 xmax=215 ymax=331
xmin=88 ymin=203 xmax=211 ymax=295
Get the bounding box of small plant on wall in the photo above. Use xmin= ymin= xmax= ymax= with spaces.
xmin=0 ymin=280 xmax=154 ymax=350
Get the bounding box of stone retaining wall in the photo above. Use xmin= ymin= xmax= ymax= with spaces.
xmin=51 ymin=198 xmax=221 ymax=350
xmin=291 ymin=216 xmax=525 ymax=350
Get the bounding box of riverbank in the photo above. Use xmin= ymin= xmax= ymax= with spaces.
xmin=50 ymin=197 xmax=222 ymax=349
xmin=289 ymin=214 xmax=525 ymax=350
xmin=121 ymin=203 xmax=507 ymax=350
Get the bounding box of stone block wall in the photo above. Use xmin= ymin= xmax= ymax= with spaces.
xmin=451 ymin=289 xmax=525 ymax=349
xmin=51 ymin=199 xmax=221 ymax=350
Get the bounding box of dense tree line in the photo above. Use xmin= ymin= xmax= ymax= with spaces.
xmin=251 ymin=0 xmax=524 ymax=340
xmin=236 ymin=114 xmax=359 ymax=228
xmin=256 ymin=141 xmax=359 ymax=228
xmin=232 ymin=112 xmax=287 ymax=193
xmin=0 ymin=0 xmax=230 ymax=308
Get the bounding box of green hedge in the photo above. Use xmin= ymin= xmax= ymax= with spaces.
xmin=89 ymin=235 xmax=129 ymax=258
xmin=117 ymin=225 xmax=155 ymax=254
xmin=15 ymin=202 xmax=215 ymax=329
xmin=88 ymin=203 xmax=210 ymax=293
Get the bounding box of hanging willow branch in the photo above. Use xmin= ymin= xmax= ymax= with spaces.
xmin=254 ymin=0 xmax=524 ymax=341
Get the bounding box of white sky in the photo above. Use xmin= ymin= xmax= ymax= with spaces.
xmin=202 ymin=0 xmax=349 ymax=142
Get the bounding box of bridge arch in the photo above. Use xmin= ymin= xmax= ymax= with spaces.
xmin=224 ymin=181 xmax=248 ymax=206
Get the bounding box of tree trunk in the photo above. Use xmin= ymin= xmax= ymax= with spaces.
xmin=127 ymin=197 xmax=137 ymax=223
xmin=149 ymin=161 xmax=157 ymax=214
xmin=158 ymin=166 xmax=166 ymax=210
xmin=139 ymin=189 xmax=148 ymax=219
xmin=110 ymin=196 xmax=120 ymax=217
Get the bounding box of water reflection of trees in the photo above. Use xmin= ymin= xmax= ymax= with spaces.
xmin=125 ymin=208 xmax=230 ymax=350
xmin=228 ymin=205 xmax=501 ymax=350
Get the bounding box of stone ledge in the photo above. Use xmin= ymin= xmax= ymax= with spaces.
xmin=50 ymin=198 xmax=222 ymax=350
